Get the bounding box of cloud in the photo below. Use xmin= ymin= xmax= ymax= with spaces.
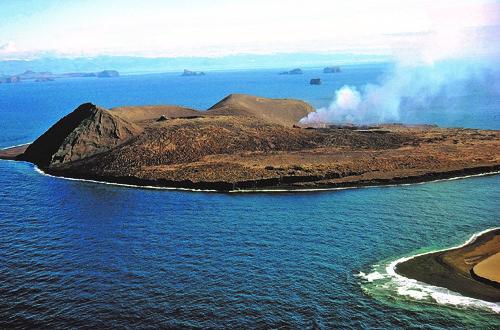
xmin=300 ymin=24 xmax=500 ymax=125
xmin=2 ymin=0 xmax=499 ymax=59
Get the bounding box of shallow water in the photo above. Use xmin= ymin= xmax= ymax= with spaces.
xmin=0 ymin=65 xmax=499 ymax=328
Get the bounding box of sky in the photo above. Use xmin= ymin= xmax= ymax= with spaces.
xmin=0 ymin=0 xmax=499 ymax=60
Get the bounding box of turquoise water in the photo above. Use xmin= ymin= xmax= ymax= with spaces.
xmin=0 ymin=65 xmax=499 ymax=328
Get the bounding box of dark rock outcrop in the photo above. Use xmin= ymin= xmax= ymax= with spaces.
xmin=18 ymin=103 xmax=141 ymax=167
xmin=310 ymin=78 xmax=321 ymax=85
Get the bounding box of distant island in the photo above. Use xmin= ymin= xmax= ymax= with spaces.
xmin=279 ymin=68 xmax=303 ymax=75
xmin=181 ymin=69 xmax=205 ymax=76
xmin=323 ymin=66 xmax=341 ymax=73
xmin=1 ymin=94 xmax=498 ymax=192
xmin=96 ymin=70 xmax=119 ymax=78
xmin=395 ymin=228 xmax=500 ymax=302
xmin=0 ymin=69 xmax=120 ymax=84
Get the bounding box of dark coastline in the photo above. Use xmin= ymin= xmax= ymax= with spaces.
xmin=40 ymin=164 xmax=500 ymax=192
xmin=395 ymin=229 xmax=500 ymax=303
xmin=2 ymin=143 xmax=500 ymax=192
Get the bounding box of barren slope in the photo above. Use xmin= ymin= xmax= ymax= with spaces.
xmin=110 ymin=105 xmax=200 ymax=126
xmin=207 ymin=94 xmax=314 ymax=126
xmin=44 ymin=120 xmax=499 ymax=191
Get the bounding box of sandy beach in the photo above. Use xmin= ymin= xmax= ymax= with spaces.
xmin=471 ymin=252 xmax=500 ymax=289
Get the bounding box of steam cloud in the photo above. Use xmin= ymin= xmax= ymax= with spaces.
xmin=300 ymin=26 xmax=500 ymax=125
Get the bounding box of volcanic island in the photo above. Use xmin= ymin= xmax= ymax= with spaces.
xmin=1 ymin=93 xmax=499 ymax=301
xmin=1 ymin=94 xmax=499 ymax=191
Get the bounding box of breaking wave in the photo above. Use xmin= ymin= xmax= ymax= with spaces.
xmin=358 ymin=228 xmax=500 ymax=313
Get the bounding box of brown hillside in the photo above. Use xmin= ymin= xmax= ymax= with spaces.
xmin=206 ymin=94 xmax=314 ymax=126
xmin=110 ymin=105 xmax=200 ymax=125
xmin=63 ymin=115 xmax=320 ymax=176
xmin=48 ymin=115 xmax=415 ymax=182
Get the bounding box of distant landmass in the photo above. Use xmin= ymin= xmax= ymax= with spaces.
xmin=1 ymin=94 xmax=498 ymax=193
xmin=181 ymin=69 xmax=205 ymax=76
xmin=0 ymin=53 xmax=390 ymax=75
xmin=96 ymin=70 xmax=119 ymax=78
xmin=323 ymin=66 xmax=341 ymax=73
xmin=0 ymin=69 xmax=119 ymax=83
xmin=279 ymin=68 xmax=303 ymax=75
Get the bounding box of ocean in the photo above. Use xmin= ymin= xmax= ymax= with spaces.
xmin=0 ymin=64 xmax=499 ymax=328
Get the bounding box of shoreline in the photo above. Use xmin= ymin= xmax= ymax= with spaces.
xmin=358 ymin=228 xmax=500 ymax=314
xmin=2 ymin=143 xmax=500 ymax=193
xmin=388 ymin=228 xmax=500 ymax=305
xmin=24 ymin=162 xmax=500 ymax=194
xmin=41 ymin=164 xmax=500 ymax=193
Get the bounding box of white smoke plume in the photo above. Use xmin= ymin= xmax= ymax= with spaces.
xmin=300 ymin=24 xmax=500 ymax=125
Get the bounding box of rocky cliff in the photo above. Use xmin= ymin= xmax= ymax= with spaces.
xmin=19 ymin=103 xmax=142 ymax=167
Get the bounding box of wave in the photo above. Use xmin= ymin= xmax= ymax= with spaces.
xmin=33 ymin=166 xmax=220 ymax=192
xmin=358 ymin=228 xmax=500 ymax=313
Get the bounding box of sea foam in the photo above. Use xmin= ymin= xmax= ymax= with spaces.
xmin=358 ymin=228 xmax=500 ymax=313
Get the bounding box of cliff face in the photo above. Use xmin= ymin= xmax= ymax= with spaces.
xmin=19 ymin=103 xmax=142 ymax=167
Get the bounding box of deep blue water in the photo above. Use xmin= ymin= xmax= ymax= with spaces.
xmin=0 ymin=64 xmax=499 ymax=328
